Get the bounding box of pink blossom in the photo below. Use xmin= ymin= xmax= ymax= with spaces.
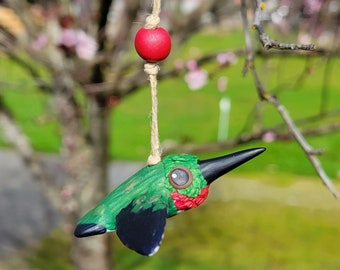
xmin=186 ymin=59 xmax=198 ymax=71
xmin=216 ymin=52 xmax=237 ymax=66
xmin=32 ymin=33 xmax=49 ymax=50
xmin=262 ymin=131 xmax=277 ymax=143
xmin=58 ymin=28 xmax=78 ymax=47
xmin=74 ymin=30 xmax=97 ymax=60
xmin=57 ymin=28 xmax=97 ymax=60
xmin=184 ymin=59 xmax=208 ymax=90
xmin=217 ymin=76 xmax=228 ymax=92
xmin=185 ymin=69 xmax=208 ymax=90
xmin=303 ymin=0 xmax=322 ymax=16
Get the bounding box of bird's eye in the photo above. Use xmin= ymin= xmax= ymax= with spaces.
xmin=168 ymin=166 xmax=193 ymax=189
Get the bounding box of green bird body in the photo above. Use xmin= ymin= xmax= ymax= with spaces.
xmin=75 ymin=148 xmax=265 ymax=256
xmin=77 ymin=154 xmax=207 ymax=231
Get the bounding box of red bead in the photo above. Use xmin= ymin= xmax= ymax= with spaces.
xmin=134 ymin=27 xmax=171 ymax=62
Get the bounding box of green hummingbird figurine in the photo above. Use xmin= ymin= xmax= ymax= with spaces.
xmin=74 ymin=147 xmax=265 ymax=256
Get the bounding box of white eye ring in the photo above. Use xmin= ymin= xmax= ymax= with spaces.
xmin=168 ymin=166 xmax=193 ymax=189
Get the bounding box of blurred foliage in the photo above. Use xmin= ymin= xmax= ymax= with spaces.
xmin=1 ymin=29 xmax=340 ymax=179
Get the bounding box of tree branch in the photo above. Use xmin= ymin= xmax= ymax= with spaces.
xmin=265 ymin=95 xmax=339 ymax=197
xmin=240 ymin=0 xmax=339 ymax=198
xmin=163 ymin=122 xmax=340 ymax=154
xmin=252 ymin=1 xmax=316 ymax=51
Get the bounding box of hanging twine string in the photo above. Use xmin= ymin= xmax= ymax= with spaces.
xmin=145 ymin=0 xmax=162 ymax=165
xmin=145 ymin=0 xmax=161 ymax=29
xmin=145 ymin=63 xmax=161 ymax=165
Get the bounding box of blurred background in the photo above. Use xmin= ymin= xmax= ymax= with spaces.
xmin=0 ymin=0 xmax=340 ymax=269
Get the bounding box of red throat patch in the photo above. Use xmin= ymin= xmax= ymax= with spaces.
xmin=170 ymin=185 xmax=210 ymax=211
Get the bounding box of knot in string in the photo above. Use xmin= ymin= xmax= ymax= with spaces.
xmin=145 ymin=14 xmax=160 ymax=29
xmin=145 ymin=0 xmax=161 ymax=29
xmin=144 ymin=63 xmax=160 ymax=75
xmin=147 ymin=153 xmax=161 ymax=166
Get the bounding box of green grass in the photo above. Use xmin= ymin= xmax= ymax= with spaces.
xmin=110 ymin=53 xmax=340 ymax=178
xmin=1 ymin=89 xmax=61 ymax=151
xmin=0 ymin=55 xmax=61 ymax=151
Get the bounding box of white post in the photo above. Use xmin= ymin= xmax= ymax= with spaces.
xmin=217 ymin=96 xmax=231 ymax=142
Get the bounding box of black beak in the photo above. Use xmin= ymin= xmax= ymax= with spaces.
xmin=198 ymin=148 xmax=265 ymax=184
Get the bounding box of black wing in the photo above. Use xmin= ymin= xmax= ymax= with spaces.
xmin=116 ymin=201 xmax=167 ymax=256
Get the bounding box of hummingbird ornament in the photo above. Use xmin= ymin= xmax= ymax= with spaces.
xmin=74 ymin=147 xmax=265 ymax=256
